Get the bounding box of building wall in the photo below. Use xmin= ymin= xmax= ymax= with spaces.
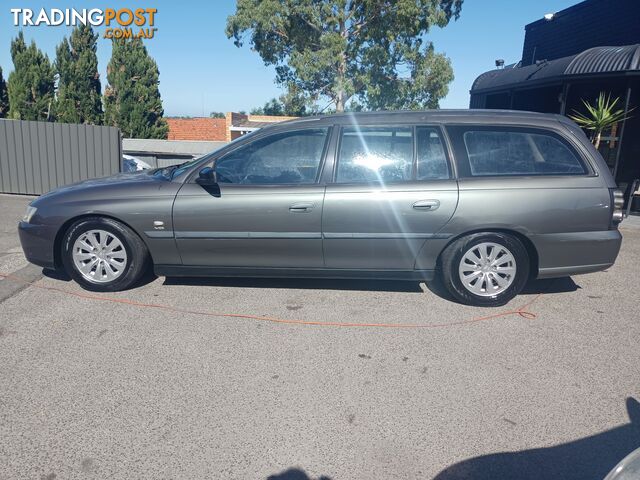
xmin=224 ymin=112 xmax=298 ymax=141
xmin=166 ymin=118 xmax=226 ymax=141
xmin=616 ymin=79 xmax=640 ymax=194
xmin=522 ymin=0 xmax=640 ymax=66
xmin=225 ymin=112 xmax=246 ymax=142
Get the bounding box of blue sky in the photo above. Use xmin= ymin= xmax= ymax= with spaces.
xmin=0 ymin=0 xmax=578 ymax=116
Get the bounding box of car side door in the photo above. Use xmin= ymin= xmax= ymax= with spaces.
xmin=172 ymin=127 xmax=330 ymax=268
xmin=321 ymin=125 xmax=459 ymax=270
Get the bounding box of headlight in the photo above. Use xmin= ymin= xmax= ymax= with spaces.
xmin=23 ymin=206 xmax=37 ymax=223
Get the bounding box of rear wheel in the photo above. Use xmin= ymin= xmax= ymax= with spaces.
xmin=61 ymin=217 xmax=149 ymax=292
xmin=440 ymin=232 xmax=530 ymax=307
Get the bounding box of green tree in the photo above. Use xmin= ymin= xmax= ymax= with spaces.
xmin=227 ymin=0 xmax=462 ymax=112
xmin=251 ymin=98 xmax=284 ymax=116
xmin=7 ymin=32 xmax=56 ymax=121
xmin=103 ymin=38 xmax=168 ymax=139
xmin=252 ymin=84 xmax=313 ymax=116
xmin=55 ymin=25 xmax=103 ymax=124
xmin=569 ymin=92 xmax=632 ymax=149
xmin=209 ymin=111 xmax=225 ymax=118
xmin=0 ymin=66 xmax=9 ymax=118
xmin=280 ymin=83 xmax=313 ymax=115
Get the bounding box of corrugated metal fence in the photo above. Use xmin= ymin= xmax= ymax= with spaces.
xmin=0 ymin=119 xmax=121 ymax=195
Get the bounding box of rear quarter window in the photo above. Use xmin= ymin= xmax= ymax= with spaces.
xmin=449 ymin=127 xmax=587 ymax=177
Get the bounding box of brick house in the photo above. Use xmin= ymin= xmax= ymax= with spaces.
xmin=166 ymin=112 xmax=297 ymax=142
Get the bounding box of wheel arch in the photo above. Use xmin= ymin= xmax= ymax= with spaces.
xmin=53 ymin=213 xmax=153 ymax=269
xmin=437 ymin=228 xmax=539 ymax=279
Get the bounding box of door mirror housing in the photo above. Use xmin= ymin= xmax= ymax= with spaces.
xmin=196 ymin=167 xmax=218 ymax=186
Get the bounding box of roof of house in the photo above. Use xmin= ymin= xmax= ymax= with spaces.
xmin=231 ymin=119 xmax=281 ymax=130
xmin=471 ymin=44 xmax=640 ymax=94
xmin=166 ymin=117 xmax=226 ymax=141
xmin=229 ymin=114 xmax=299 ymax=132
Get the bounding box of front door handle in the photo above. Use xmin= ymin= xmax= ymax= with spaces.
xmin=289 ymin=202 xmax=315 ymax=213
xmin=413 ymin=200 xmax=440 ymax=211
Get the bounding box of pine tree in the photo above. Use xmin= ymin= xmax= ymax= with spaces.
xmin=7 ymin=32 xmax=55 ymax=121
xmin=103 ymin=38 xmax=168 ymax=139
xmin=55 ymin=25 xmax=102 ymax=124
xmin=0 ymin=66 xmax=9 ymax=118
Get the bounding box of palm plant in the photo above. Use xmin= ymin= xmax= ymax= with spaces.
xmin=568 ymin=92 xmax=631 ymax=149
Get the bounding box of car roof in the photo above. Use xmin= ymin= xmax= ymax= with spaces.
xmin=265 ymin=109 xmax=571 ymax=130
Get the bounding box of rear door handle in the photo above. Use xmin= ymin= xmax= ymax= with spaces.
xmin=412 ymin=200 xmax=440 ymax=211
xmin=289 ymin=202 xmax=315 ymax=213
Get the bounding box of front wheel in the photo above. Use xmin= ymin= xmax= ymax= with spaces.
xmin=61 ymin=217 xmax=149 ymax=292
xmin=440 ymin=232 xmax=530 ymax=307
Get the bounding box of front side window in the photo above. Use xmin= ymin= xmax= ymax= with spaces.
xmin=461 ymin=129 xmax=586 ymax=176
xmin=337 ymin=127 xmax=413 ymax=183
xmin=213 ymin=128 xmax=328 ymax=185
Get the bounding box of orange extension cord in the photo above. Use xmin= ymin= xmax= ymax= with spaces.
xmin=0 ymin=272 xmax=541 ymax=329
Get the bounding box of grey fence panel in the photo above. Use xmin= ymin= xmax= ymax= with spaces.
xmin=10 ymin=121 xmax=26 ymax=194
xmin=77 ymin=125 xmax=87 ymax=181
xmin=0 ymin=119 xmax=121 ymax=195
xmin=0 ymin=121 xmax=11 ymax=193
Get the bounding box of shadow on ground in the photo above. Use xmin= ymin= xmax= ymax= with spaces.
xmin=43 ymin=266 xmax=580 ymax=299
xmin=267 ymin=468 xmax=331 ymax=480
xmin=434 ymin=398 xmax=640 ymax=480
xmin=42 ymin=266 xmax=158 ymax=289
xmin=521 ymin=277 xmax=580 ymax=295
xmin=42 ymin=268 xmax=72 ymax=282
xmin=163 ymin=275 xmax=579 ymax=298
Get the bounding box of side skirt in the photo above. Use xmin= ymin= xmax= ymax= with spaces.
xmin=154 ymin=265 xmax=435 ymax=282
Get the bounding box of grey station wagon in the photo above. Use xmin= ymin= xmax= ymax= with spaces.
xmin=19 ymin=110 xmax=623 ymax=306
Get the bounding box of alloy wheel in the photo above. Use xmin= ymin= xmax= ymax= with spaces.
xmin=458 ymin=242 xmax=517 ymax=297
xmin=72 ymin=229 xmax=128 ymax=283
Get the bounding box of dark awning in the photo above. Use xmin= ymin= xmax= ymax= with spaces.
xmin=471 ymin=44 xmax=640 ymax=94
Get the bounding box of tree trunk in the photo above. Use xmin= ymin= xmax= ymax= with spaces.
xmin=336 ymin=92 xmax=345 ymax=113
xmin=335 ymin=15 xmax=347 ymax=113
xmin=594 ymin=131 xmax=602 ymax=150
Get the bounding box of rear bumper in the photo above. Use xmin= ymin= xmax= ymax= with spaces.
xmin=533 ymin=229 xmax=622 ymax=279
xmin=18 ymin=222 xmax=57 ymax=269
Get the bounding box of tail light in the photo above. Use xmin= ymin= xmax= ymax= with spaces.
xmin=610 ymin=188 xmax=624 ymax=227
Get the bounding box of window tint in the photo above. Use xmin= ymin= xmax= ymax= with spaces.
xmin=416 ymin=127 xmax=449 ymax=180
xmin=337 ymin=127 xmax=413 ymax=183
xmin=214 ymin=128 xmax=328 ymax=184
xmin=463 ymin=130 xmax=586 ymax=176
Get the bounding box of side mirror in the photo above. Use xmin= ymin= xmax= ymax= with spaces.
xmin=196 ymin=167 xmax=218 ymax=186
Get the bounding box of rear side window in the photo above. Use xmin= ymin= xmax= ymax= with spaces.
xmin=337 ymin=127 xmax=413 ymax=183
xmin=459 ymin=128 xmax=586 ymax=177
xmin=416 ymin=127 xmax=450 ymax=180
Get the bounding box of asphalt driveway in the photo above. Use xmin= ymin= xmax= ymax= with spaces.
xmin=1 ymin=193 xmax=639 ymax=480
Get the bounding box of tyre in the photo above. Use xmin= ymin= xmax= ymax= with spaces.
xmin=440 ymin=232 xmax=530 ymax=307
xmin=61 ymin=217 xmax=149 ymax=292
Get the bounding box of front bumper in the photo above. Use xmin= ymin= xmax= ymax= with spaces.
xmin=18 ymin=222 xmax=57 ymax=269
